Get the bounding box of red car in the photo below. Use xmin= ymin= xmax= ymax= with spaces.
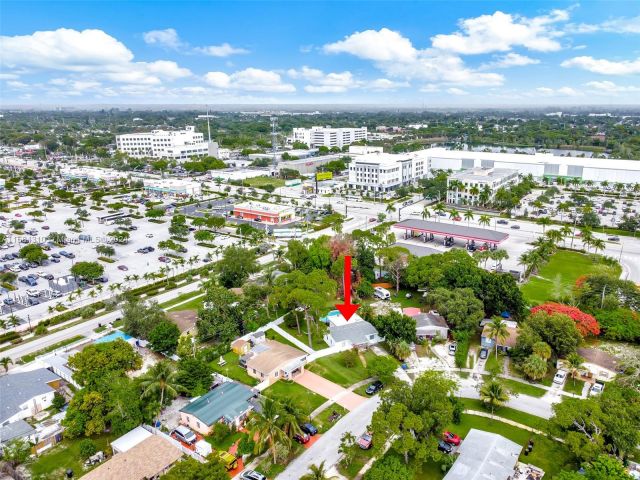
xmin=442 ymin=431 xmax=461 ymax=446
xmin=294 ymin=433 xmax=310 ymax=444
xmin=357 ymin=432 xmax=373 ymax=450
xmin=452 ymin=216 xmax=462 ymax=221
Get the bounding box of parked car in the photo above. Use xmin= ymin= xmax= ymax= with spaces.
xmin=479 ymin=348 xmax=488 ymax=360
xmin=442 ymin=431 xmax=461 ymax=446
xmin=3 ymin=298 xmax=15 ymax=305
xmin=357 ymin=432 xmax=373 ymax=450
xmin=293 ymin=433 xmax=310 ymax=444
xmin=50 ymin=257 xmax=60 ymax=263
xmin=27 ymin=297 xmax=40 ymax=305
xmin=172 ymin=426 xmax=197 ymax=445
xmin=118 ymin=265 xmax=128 ymax=271
xmin=158 ymin=256 xmax=171 ymax=263
xmin=553 ymin=370 xmax=568 ymax=385
xmin=448 ymin=342 xmax=457 ymax=355
xmin=51 ymin=290 xmax=63 ymax=298
xmin=300 ymin=423 xmax=318 ymax=436
xmin=366 ymin=380 xmax=383 ymax=395
xmin=26 ymin=289 xmax=40 ymax=297
xmin=590 ymin=383 xmax=604 ymax=396
xmin=51 ymin=253 xmax=61 ymax=259
xmin=240 ymin=470 xmax=266 ymax=480
xmin=42 ymin=225 xmax=50 ymax=230
xmin=438 ymin=440 xmax=454 ymax=454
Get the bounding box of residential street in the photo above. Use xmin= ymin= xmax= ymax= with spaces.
xmin=276 ymin=395 xmax=381 ymax=480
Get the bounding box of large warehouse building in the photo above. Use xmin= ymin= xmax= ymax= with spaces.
xmin=418 ymin=147 xmax=640 ymax=184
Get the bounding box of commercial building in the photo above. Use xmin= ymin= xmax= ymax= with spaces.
xmin=116 ymin=126 xmax=217 ymax=160
xmin=142 ymin=178 xmax=202 ymax=198
xmin=291 ymin=126 xmax=367 ymax=149
xmin=59 ymin=166 xmax=129 ymax=184
xmin=233 ymin=201 xmax=295 ymax=224
xmin=278 ymin=154 xmax=345 ymax=175
xmin=347 ymin=151 xmax=429 ymax=193
xmin=447 ymin=167 xmax=519 ymax=204
xmin=180 ymin=382 xmax=255 ymax=434
xmin=419 ymin=147 xmax=640 ymax=184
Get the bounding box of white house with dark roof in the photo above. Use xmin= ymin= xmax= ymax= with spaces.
xmin=324 ymin=320 xmax=382 ymax=349
xmin=414 ymin=311 xmax=449 ymax=340
xmin=0 ymin=368 xmax=63 ymax=426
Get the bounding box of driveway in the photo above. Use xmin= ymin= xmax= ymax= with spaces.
xmin=294 ymin=370 xmax=366 ymax=411
xmin=277 ymin=395 xmax=381 ymax=480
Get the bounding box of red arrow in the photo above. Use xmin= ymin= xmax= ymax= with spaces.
xmin=335 ymin=255 xmax=359 ymax=321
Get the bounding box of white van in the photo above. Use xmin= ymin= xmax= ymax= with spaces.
xmin=373 ymin=286 xmax=391 ymax=300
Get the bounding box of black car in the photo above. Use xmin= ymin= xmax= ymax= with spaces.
xmin=497 ymin=219 xmax=509 ymax=224
xmin=18 ymin=276 xmax=27 ymax=283
xmin=438 ymin=440 xmax=454 ymax=454
xmin=51 ymin=253 xmax=61 ymax=258
xmin=27 ymin=297 xmax=40 ymax=306
xmin=50 ymin=257 xmax=60 ymax=263
xmin=300 ymin=423 xmax=318 ymax=436
xmin=510 ymin=225 xmax=521 ymax=230
xmin=43 ymin=274 xmax=54 ymax=280
xmin=479 ymin=348 xmax=488 ymax=360
xmin=366 ymin=380 xmax=383 ymax=395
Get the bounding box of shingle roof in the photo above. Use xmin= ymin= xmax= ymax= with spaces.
xmin=329 ymin=321 xmax=379 ymax=344
xmin=246 ymin=340 xmax=306 ymax=375
xmin=0 ymin=368 xmax=61 ymax=423
xmin=180 ymin=382 xmax=254 ymax=426
xmin=577 ymin=347 xmax=620 ymax=371
xmin=443 ymin=429 xmax=522 ymax=480
xmin=81 ymin=435 xmax=182 ymax=480
xmin=0 ymin=419 xmax=35 ymax=444
xmin=415 ymin=312 xmax=448 ymax=329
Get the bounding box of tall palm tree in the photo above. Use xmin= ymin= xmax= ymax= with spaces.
xmin=469 ymin=185 xmax=480 ymax=205
xmin=421 ymin=206 xmax=431 ymax=221
xmin=545 ymin=229 xmax=563 ymax=247
xmin=478 ymin=214 xmax=491 ymax=228
xmin=0 ymin=356 xmax=13 ymax=373
xmin=537 ymin=216 xmax=552 ymax=233
xmin=140 ymin=361 xmax=183 ymax=407
xmin=486 ymin=317 xmax=509 ymax=358
xmin=249 ymin=397 xmax=290 ymax=464
xmin=448 ymin=207 xmax=460 ymax=220
xmin=479 ymin=379 xmax=509 ymax=414
xmin=463 ymin=209 xmax=474 ymax=226
xmin=7 ymin=314 xmax=21 ymax=329
xmin=591 ymin=238 xmax=606 ymax=254
xmin=434 ymin=202 xmax=446 ymax=221
xmin=566 ymin=353 xmax=585 ymax=386
xmin=560 ymin=225 xmax=573 ymax=247
xmin=278 ymin=397 xmax=305 ymax=440
xmin=300 ymin=461 xmax=339 ymax=480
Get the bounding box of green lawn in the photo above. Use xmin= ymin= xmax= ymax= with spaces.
xmin=264 ymin=328 xmax=300 ymax=349
xmin=160 ymin=290 xmax=203 ymax=309
xmin=500 ymin=378 xmax=547 ymax=398
xmin=484 ymin=351 xmax=503 ymax=373
xmin=280 ymin=322 xmax=327 ymax=351
xmin=388 ymin=288 xmax=424 ymax=309
xmin=337 ymin=445 xmax=377 ymax=479
xmin=262 ymin=380 xmax=326 ymax=417
xmin=167 ymin=294 xmax=205 ymax=311
xmin=563 ymin=379 xmax=586 ymax=396
xmin=520 ymin=250 xmax=621 ymax=305
xmin=210 ymin=351 xmax=258 ymax=386
xmin=206 ymin=429 xmax=246 ymax=451
xmin=307 ymin=350 xmax=377 ymax=388
xmin=313 ymin=403 xmax=348 ymax=433
xmin=458 ymin=398 xmax=550 ymax=432
xmin=28 ymin=433 xmax=115 ymax=479
xmin=243 ymin=176 xmax=286 ymax=188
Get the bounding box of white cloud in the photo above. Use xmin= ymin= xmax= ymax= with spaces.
xmin=0 ymin=28 xmax=133 ymax=71
xmin=205 ymin=68 xmax=295 ymax=93
xmin=585 ymin=81 xmax=640 ymax=94
xmin=180 ymin=86 xmax=208 ymax=95
xmin=142 ymin=28 xmax=183 ymax=49
xmin=561 ymin=56 xmax=640 ymax=75
xmin=367 ymin=78 xmax=409 ymax=90
xmin=323 ymin=28 xmax=417 ymax=62
xmin=323 ymin=28 xmax=503 ymax=87
xmin=431 ymin=9 xmax=568 ymax=55
xmin=0 ymin=73 xmax=19 ymax=80
xmin=288 ymin=66 xmax=359 ymax=93
xmin=6 ymin=80 xmax=28 ymax=89
xmin=420 ymin=84 xmax=441 ymax=93
xmin=567 ymin=16 xmax=640 ymax=35
xmin=535 ymin=86 xmax=581 ymax=97
xmin=194 ymin=43 xmax=249 ymax=57
xmin=144 ymin=60 xmax=191 ymax=79
xmin=480 ymin=52 xmax=540 ymax=69
xmin=446 ymin=87 xmax=469 ymax=96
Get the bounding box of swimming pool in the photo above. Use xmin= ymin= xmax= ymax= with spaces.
xmin=95 ymin=331 xmax=133 ymax=344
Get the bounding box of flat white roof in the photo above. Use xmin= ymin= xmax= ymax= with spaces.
xmin=353 ymin=152 xmax=411 ymax=165
xmin=110 ymin=426 xmax=153 ymax=453
xmin=235 ymin=201 xmax=293 ymax=214
xmin=449 ymin=167 xmax=518 ymax=181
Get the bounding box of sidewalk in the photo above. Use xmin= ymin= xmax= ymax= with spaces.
xmin=310 ymin=377 xmax=373 ymax=418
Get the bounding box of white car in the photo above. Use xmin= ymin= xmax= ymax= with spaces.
xmin=26 ymin=289 xmax=40 ymax=297
xmin=553 ymin=370 xmax=567 ymax=385
xmin=590 ymin=383 xmax=604 ymax=396
xmin=37 ymin=271 xmax=47 ymax=278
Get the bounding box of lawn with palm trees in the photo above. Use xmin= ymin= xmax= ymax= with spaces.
xmin=262 ymin=380 xmax=326 ymax=417
xmin=520 ymin=250 xmax=621 ymax=305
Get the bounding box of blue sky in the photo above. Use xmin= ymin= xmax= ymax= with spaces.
xmin=1 ymin=1 xmax=639 ymax=105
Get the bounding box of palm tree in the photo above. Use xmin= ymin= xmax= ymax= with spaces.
xmin=479 ymin=185 xmax=491 ymax=206
xmin=249 ymin=397 xmax=290 ymax=464
xmin=537 ymin=216 xmax=552 ymax=233
xmin=490 ymin=249 xmax=509 ymax=271
xmin=448 ymin=207 xmax=460 ymax=220
xmin=479 ymin=379 xmax=510 ymax=414
xmin=278 ymin=397 xmax=305 ymax=440
xmin=140 ymin=361 xmax=183 ymax=407
xmin=478 ymin=214 xmax=491 ymax=228
xmin=385 ymin=203 xmax=396 ymax=216
xmin=469 ymin=185 xmax=480 ymax=205
xmin=545 ymin=229 xmax=563 ymax=247
xmin=300 ymin=461 xmax=338 ymax=480
xmin=591 ymin=238 xmax=606 ymax=254
xmin=560 ymin=225 xmax=573 ymax=247
xmin=0 ymin=356 xmax=13 ymax=373
xmin=433 ymin=202 xmax=446 ymax=221
xmin=518 ymin=250 xmax=543 ymax=278
xmin=533 ymin=341 xmax=552 ymax=360
xmin=566 ymin=353 xmax=585 ymax=386
xmin=463 ymin=209 xmax=474 ymax=226
xmin=486 ymin=317 xmax=509 ymax=358
xmin=7 ymin=315 xmax=21 ymax=329
xmin=421 ymin=206 xmax=431 ymax=221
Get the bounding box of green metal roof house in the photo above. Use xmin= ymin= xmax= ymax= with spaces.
xmin=179 ymin=382 xmax=255 ymax=435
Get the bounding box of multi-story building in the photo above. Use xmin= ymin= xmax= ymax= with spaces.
xmin=446 ymin=168 xmax=519 ymax=204
xmin=347 ymin=152 xmax=429 ymax=193
xmin=291 ymin=126 xmax=367 ymax=149
xmin=116 ymin=126 xmax=217 ymax=160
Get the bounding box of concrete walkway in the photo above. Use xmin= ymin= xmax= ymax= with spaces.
xmin=310 ymin=377 xmax=374 ymax=418
xmin=294 ymin=370 xmax=367 ymax=411
xmin=270 ymin=323 xmax=315 ymax=354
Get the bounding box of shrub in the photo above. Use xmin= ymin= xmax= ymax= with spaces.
xmin=531 ymin=303 xmax=600 ymax=336
xmin=342 ymin=348 xmax=358 ymax=368
xmin=52 ymin=392 xmax=66 ymax=410
xmin=34 ymin=324 xmax=48 ymax=336
xmin=212 ymin=422 xmax=231 ymax=439
xmin=0 ymin=331 xmax=20 ymax=344
xmin=79 ymin=439 xmax=97 ymax=459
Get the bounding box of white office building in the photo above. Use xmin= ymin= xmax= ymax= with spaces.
xmin=418 ymin=147 xmax=640 ymax=184
xmin=116 ymin=126 xmax=218 ymax=161
xmin=348 ymin=152 xmax=429 ymax=193
xmin=60 ymin=166 xmax=129 ymax=184
xmin=142 ymin=178 xmax=202 ymax=198
xmin=291 ymin=126 xmax=367 ymax=149
xmin=447 ymin=168 xmax=519 ymax=204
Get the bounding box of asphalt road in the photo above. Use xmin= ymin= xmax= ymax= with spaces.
xmin=276 ymin=395 xmax=381 ymax=480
